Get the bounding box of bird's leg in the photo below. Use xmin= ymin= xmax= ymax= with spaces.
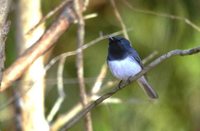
xmin=118 ymin=80 xmax=124 ymax=89
xmin=118 ymin=77 xmax=133 ymax=89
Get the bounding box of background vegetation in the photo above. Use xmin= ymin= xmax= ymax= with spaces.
xmin=1 ymin=0 xmax=200 ymax=130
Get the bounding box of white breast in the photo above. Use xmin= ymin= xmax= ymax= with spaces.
xmin=108 ymin=57 xmax=142 ymax=80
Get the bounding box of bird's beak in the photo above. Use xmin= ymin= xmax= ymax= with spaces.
xmin=108 ymin=36 xmax=114 ymax=41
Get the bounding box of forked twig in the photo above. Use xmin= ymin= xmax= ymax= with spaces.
xmin=47 ymin=57 xmax=66 ymax=122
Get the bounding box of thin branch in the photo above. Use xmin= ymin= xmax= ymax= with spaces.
xmin=74 ymin=0 xmax=93 ymax=130
xmin=27 ymin=1 xmax=97 ymax=35
xmin=26 ymin=0 xmax=71 ymax=35
xmin=61 ymin=45 xmax=200 ymax=130
xmin=123 ymin=0 xmax=200 ymax=32
xmin=91 ymin=63 xmax=107 ymax=94
xmin=47 ymin=57 xmax=66 ymax=122
xmin=83 ymin=0 xmax=90 ymax=11
xmin=90 ymin=95 xmax=121 ymax=104
xmin=142 ymin=51 xmax=158 ymax=64
xmin=74 ymin=13 xmax=98 ymax=23
xmin=0 ymin=1 xmax=76 ymax=92
xmin=110 ymin=0 xmax=129 ymax=40
xmin=51 ymin=103 xmax=83 ymax=131
xmin=50 ymin=63 xmax=116 ymax=131
xmin=91 ymin=63 xmax=122 ymax=103
xmin=44 ymin=30 xmax=128 ymax=72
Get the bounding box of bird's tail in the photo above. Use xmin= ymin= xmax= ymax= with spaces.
xmin=137 ymin=76 xmax=158 ymax=99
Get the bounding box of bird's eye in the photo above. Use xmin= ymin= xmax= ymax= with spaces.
xmin=117 ymin=38 xmax=122 ymax=42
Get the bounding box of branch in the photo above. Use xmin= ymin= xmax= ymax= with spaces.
xmin=61 ymin=45 xmax=200 ymax=130
xmin=109 ymin=0 xmax=129 ymax=40
xmin=27 ymin=0 xmax=97 ymax=36
xmin=0 ymin=0 xmax=11 ymax=86
xmin=91 ymin=63 xmax=107 ymax=94
xmin=123 ymin=0 xmax=200 ymax=32
xmin=47 ymin=57 xmax=66 ymax=122
xmin=0 ymin=1 xmax=76 ymax=92
xmin=74 ymin=0 xmax=93 ymax=130
xmin=27 ymin=0 xmax=71 ymax=35
xmin=142 ymin=51 xmax=158 ymax=65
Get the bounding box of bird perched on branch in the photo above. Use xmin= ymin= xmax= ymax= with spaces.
xmin=107 ymin=36 xmax=158 ymax=99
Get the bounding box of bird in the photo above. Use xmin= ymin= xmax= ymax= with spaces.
xmin=107 ymin=36 xmax=158 ymax=99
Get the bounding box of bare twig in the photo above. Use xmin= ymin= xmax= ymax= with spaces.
xmin=74 ymin=13 xmax=98 ymax=23
xmin=50 ymin=63 xmax=107 ymax=131
xmin=74 ymin=0 xmax=93 ymax=130
xmin=51 ymin=103 xmax=83 ymax=131
xmin=142 ymin=51 xmax=158 ymax=64
xmin=91 ymin=63 xmax=122 ymax=103
xmin=27 ymin=0 xmax=71 ymax=35
xmin=0 ymin=1 xmax=76 ymax=92
xmin=91 ymin=63 xmax=107 ymax=94
xmin=47 ymin=57 xmax=66 ymax=122
xmin=90 ymin=95 xmax=121 ymax=104
xmin=110 ymin=0 xmax=129 ymax=40
xmin=83 ymin=0 xmax=89 ymax=11
xmin=123 ymin=0 xmax=200 ymax=32
xmin=27 ymin=0 xmax=97 ymax=36
xmin=61 ymin=45 xmax=200 ymax=130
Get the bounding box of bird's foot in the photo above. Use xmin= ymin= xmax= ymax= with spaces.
xmin=118 ymin=80 xmax=124 ymax=89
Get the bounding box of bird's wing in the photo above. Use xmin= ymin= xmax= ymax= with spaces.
xmin=129 ymin=49 xmax=149 ymax=79
xmin=129 ymin=49 xmax=144 ymax=68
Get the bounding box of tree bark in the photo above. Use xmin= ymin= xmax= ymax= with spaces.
xmin=15 ymin=0 xmax=49 ymax=130
xmin=0 ymin=0 xmax=10 ymax=86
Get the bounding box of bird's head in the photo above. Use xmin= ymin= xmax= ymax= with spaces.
xmin=107 ymin=36 xmax=133 ymax=60
xmin=108 ymin=36 xmax=132 ymax=51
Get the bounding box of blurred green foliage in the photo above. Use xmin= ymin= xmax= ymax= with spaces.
xmin=1 ymin=0 xmax=200 ymax=130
